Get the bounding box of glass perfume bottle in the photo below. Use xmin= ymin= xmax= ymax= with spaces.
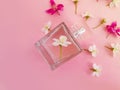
xmin=35 ymin=22 xmax=91 ymax=70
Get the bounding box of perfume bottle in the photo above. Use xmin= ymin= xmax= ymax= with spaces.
xmin=35 ymin=22 xmax=90 ymax=70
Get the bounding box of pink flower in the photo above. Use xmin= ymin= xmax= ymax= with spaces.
xmin=106 ymin=22 xmax=120 ymax=36
xmin=116 ymin=28 xmax=120 ymax=36
xmin=46 ymin=0 xmax=64 ymax=15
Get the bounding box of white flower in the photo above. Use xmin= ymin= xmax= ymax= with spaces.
xmin=42 ymin=21 xmax=51 ymax=34
xmin=88 ymin=45 xmax=98 ymax=57
xmin=81 ymin=11 xmax=93 ymax=20
xmin=52 ymin=35 xmax=72 ymax=47
xmin=91 ymin=63 xmax=102 ymax=77
xmin=111 ymin=43 xmax=120 ymax=57
xmin=109 ymin=0 xmax=120 ymax=8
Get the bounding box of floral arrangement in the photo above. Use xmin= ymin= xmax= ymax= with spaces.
xmin=38 ymin=0 xmax=120 ymax=77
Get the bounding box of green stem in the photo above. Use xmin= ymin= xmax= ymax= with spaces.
xmin=106 ymin=3 xmax=109 ymax=7
xmin=83 ymin=49 xmax=90 ymax=53
xmin=91 ymin=68 xmax=97 ymax=72
xmin=104 ymin=46 xmax=113 ymax=50
xmin=59 ymin=45 xmax=62 ymax=59
xmin=74 ymin=3 xmax=78 ymax=14
xmin=48 ymin=28 xmax=51 ymax=32
xmin=93 ymin=23 xmax=102 ymax=29
xmin=93 ymin=19 xmax=106 ymax=29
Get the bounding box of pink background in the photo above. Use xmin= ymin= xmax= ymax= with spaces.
xmin=0 ymin=0 xmax=120 ymax=90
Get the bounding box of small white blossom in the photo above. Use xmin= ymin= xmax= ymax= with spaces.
xmin=91 ymin=63 xmax=102 ymax=77
xmin=42 ymin=21 xmax=51 ymax=34
xmin=88 ymin=45 xmax=98 ymax=57
xmin=109 ymin=0 xmax=120 ymax=8
xmin=111 ymin=43 xmax=120 ymax=57
xmin=81 ymin=11 xmax=93 ymax=20
xmin=52 ymin=35 xmax=72 ymax=47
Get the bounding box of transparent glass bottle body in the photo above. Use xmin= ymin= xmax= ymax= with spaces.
xmin=35 ymin=22 xmax=82 ymax=69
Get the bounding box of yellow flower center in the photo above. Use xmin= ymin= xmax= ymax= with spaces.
xmin=101 ymin=18 xmax=106 ymax=24
xmin=60 ymin=38 xmax=65 ymax=44
xmin=73 ymin=0 xmax=78 ymax=3
xmin=45 ymin=26 xmax=49 ymax=30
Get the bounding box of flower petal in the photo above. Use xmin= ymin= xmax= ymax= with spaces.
xmin=66 ymin=41 xmax=72 ymax=45
xmin=92 ymin=63 xmax=101 ymax=77
xmin=109 ymin=2 xmax=115 ymax=7
xmin=110 ymin=43 xmax=120 ymax=57
xmin=52 ymin=38 xmax=60 ymax=46
xmin=92 ymin=72 xmax=100 ymax=77
xmin=116 ymin=28 xmax=120 ymax=36
xmin=46 ymin=0 xmax=64 ymax=15
xmin=44 ymin=29 xmax=49 ymax=34
xmin=92 ymin=52 xmax=97 ymax=57
xmin=111 ymin=22 xmax=117 ymax=28
xmin=47 ymin=21 xmax=52 ymax=28
xmin=95 ymin=72 xmax=100 ymax=77
xmin=61 ymin=41 xmax=71 ymax=47
xmin=88 ymin=45 xmax=96 ymax=52
xmin=52 ymin=42 xmax=59 ymax=46
xmin=88 ymin=46 xmax=93 ymax=52
xmin=109 ymin=0 xmax=120 ymax=7
xmin=106 ymin=23 xmax=117 ymax=35
xmin=46 ymin=8 xmax=56 ymax=15
xmin=57 ymin=4 xmax=64 ymax=10
xmin=93 ymin=63 xmax=98 ymax=69
xmin=93 ymin=63 xmax=101 ymax=71
xmin=114 ymin=2 xmax=119 ymax=7
xmin=52 ymin=35 xmax=71 ymax=47
xmin=92 ymin=72 xmax=96 ymax=76
xmin=111 ymin=43 xmax=117 ymax=48
xmin=92 ymin=45 xmax=96 ymax=50
xmin=53 ymin=38 xmax=59 ymax=42
xmin=50 ymin=0 xmax=56 ymax=6
xmin=59 ymin=35 xmax=67 ymax=42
